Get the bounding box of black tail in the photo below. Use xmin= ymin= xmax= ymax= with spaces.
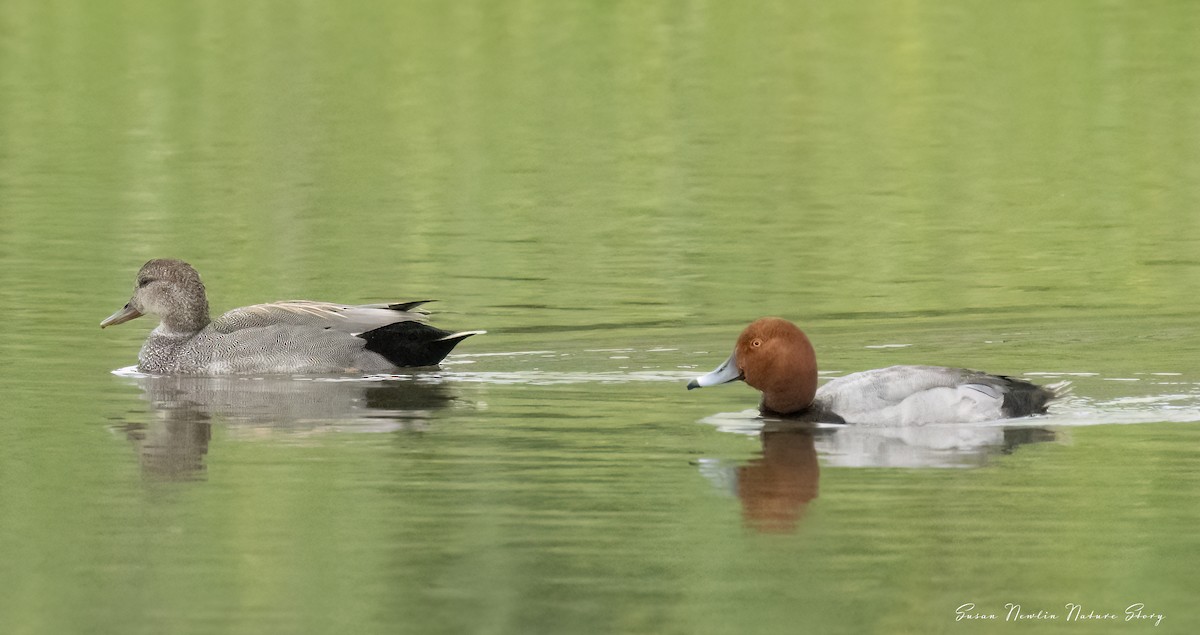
xmin=1000 ymin=377 xmax=1065 ymax=417
xmin=357 ymin=321 xmax=483 ymax=367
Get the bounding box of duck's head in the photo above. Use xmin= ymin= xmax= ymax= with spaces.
xmin=101 ymin=259 xmax=211 ymax=334
xmin=687 ymin=317 xmax=818 ymax=415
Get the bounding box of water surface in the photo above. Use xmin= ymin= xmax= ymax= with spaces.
xmin=2 ymin=1 xmax=1200 ymax=633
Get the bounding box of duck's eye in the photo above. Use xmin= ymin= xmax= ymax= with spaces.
xmin=751 ymin=338 xmax=763 ymax=348
xmin=137 ymin=277 xmax=155 ymax=288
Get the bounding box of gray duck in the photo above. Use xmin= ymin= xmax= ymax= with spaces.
xmin=101 ymin=259 xmax=483 ymax=374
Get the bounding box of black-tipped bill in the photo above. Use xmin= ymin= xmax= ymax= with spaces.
xmin=687 ymin=351 xmax=743 ymax=390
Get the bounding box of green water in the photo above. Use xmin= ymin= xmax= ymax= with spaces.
xmin=3 ymin=1 xmax=1200 ymax=633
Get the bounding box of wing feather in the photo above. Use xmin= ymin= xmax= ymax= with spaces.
xmin=211 ymin=300 xmax=430 ymax=336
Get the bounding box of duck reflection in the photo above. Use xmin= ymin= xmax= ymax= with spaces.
xmin=701 ymin=414 xmax=1059 ymax=533
xmin=736 ymin=423 xmax=820 ymax=533
xmin=115 ymin=374 xmax=459 ymax=480
xmin=121 ymin=414 xmax=213 ymax=481
xmin=812 ymin=423 xmax=1058 ymax=468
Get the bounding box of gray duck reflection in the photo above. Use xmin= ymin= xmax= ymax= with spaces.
xmin=812 ymin=422 xmax=1058 ymax=468
xmin=116 ymin=373 xmax=459 ymax=480
xmin=701 ymin=420 xmax=1057 ymax=533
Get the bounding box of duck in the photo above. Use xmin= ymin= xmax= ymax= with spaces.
xmin=101 ymin=258 xmax=484 ymax=374
xmin=687 ymin=317 xmax=1065 ymax=424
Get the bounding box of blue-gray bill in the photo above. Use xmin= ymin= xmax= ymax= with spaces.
xmin=686 ymin=351 xmax=742 ymax=390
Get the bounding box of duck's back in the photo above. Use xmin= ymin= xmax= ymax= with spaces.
xmin=209 ymin=300 xmax=429 ymax=335
xmin=814 ymin=365 xmax=1058 ymax=425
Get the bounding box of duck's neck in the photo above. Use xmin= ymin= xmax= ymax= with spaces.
xmin=757 ymin=356 xmax=818 ymax=415
xmin=161 ymin=296 xmax=210 ymax=334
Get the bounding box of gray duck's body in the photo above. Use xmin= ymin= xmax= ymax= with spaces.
xmin=102 ymin=259 xmax=483 ymax=374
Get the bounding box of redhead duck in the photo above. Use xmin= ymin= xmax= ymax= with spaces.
xmin=101 ymin=259 xmax=483 ymax=374
xmin=687 ymin=317 xmax=1063 ymax=424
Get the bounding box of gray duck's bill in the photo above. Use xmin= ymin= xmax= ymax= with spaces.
xmin=100 ymin=303 xmax=143 ymax=328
